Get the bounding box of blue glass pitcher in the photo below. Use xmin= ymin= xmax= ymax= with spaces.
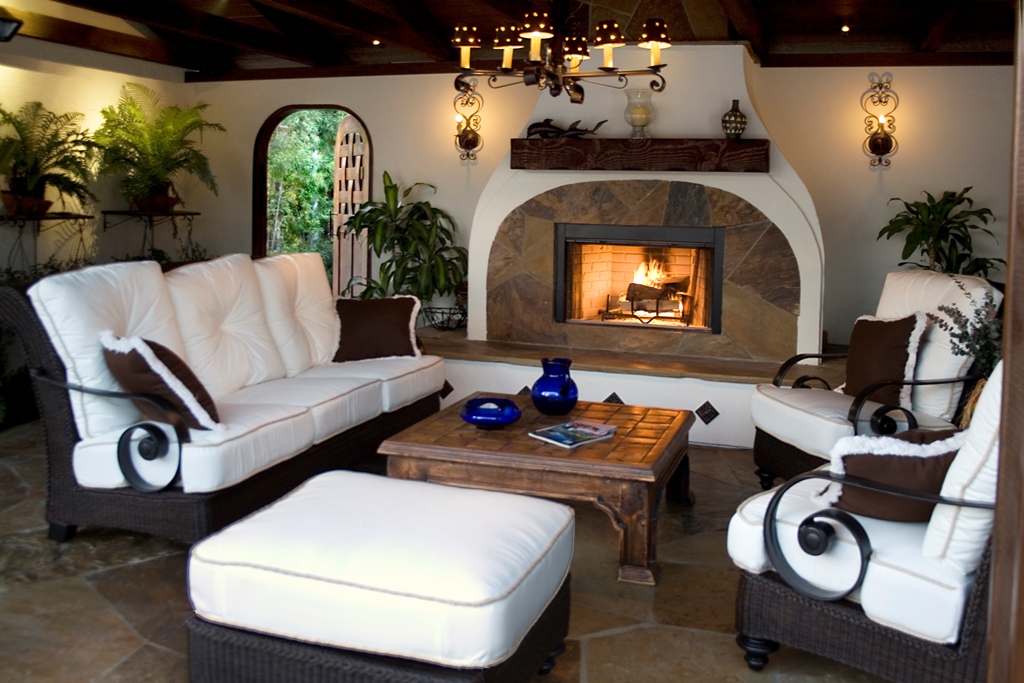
xmin=531 ymin=357 xmax=579 ymax=415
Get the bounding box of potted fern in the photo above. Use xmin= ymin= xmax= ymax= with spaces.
xmin=877 ymin=187 xmax=1005 ymax=278
xmin=343 ymin=171 xmax=468 ymax=328
xmin=0 ymin=101 xmax=100 ymax=215
xmin=95 ymin=83 xmax=225 ymax=211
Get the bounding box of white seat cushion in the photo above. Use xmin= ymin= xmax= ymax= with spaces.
xmin=875 ymin=271 xmax=1002 ymax=421
xmin=166 ymin=254 xmax=287 ymax=399
xmin=297 ymin=355 xmax=445 ymax=412
xmin=27 ymin=261 xmax=187 ymax=439
xmin=750 ymin=384 xmax=954 ymax=459
xmin=188 ymin=471 xmax=574 ymax=668
xmin=924 ymin=360 xmax=1001 ymax=574
xmin=72 ymin=402 xmax=315 ymax=492
xmin=254 ymin=253 xmax=340 ymax=377
xmin=219 ymin=376 xmax=383 ymax=443
xmin=728 ymin=478 xmax=976 ymax=644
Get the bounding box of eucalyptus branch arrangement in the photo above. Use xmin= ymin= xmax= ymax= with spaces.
xmin=927 ymin=278 xmax=1002 ymax=377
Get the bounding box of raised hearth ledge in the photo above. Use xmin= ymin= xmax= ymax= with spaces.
xmin=418 ymin=328 xmax=845 ymax=387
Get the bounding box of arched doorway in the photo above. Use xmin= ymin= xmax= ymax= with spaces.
xmin=252 ymin=105 xmax=372 ymax=294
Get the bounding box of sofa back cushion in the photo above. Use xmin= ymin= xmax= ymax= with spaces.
xmin=27 ymin=261 xmax=187 ymax=438
xmin=254 ymin=253 xmax=340 ymax=377
xmin=922 ymin=360 xmax=1001 ymax=574
xmin=874 ymin=270 xmax=1002 ymax=421
xmin=166 ymin=254 xmax=286 ymax=399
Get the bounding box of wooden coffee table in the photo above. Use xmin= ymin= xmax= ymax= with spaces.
xmin=380 ymin=392 xmax=695 ymax=585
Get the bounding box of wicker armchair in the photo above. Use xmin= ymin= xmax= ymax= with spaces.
xmin=730 ymin=361 xmax=1002 ymax=683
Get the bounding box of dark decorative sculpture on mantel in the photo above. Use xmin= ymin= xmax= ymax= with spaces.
xmin=526 ymin=119 xmax=606 ymax=139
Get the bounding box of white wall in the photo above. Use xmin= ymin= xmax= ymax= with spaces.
xmin=748 ymin=65 xmax=1013 ymax=343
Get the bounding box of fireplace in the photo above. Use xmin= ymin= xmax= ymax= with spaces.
xmin=554 ymin=224 xmax=724 ymax=333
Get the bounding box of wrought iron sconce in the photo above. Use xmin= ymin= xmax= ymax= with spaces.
xmin=861 ymin=73 xmax=898 ymax=167
xmin=454 ymin=77 xmax=483 ymax=160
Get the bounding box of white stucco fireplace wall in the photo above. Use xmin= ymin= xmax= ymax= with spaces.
xmin=466 ymin=44 xmax=824 ymax=357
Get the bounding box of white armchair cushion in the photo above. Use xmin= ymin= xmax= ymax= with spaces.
xmin=254 ymin=253 xmax=340 ymax=377
xmin=875 ymin=271 xmax=1002 ymax=421
xmin=27 ymin=261 xmax=187 ymax=438
xmin=750 ymin=383 xmax=954 ymax=460
xmin=189 ymin=471 xmax=574 ymax=668
xmin=728 ymin=478 xmax=977 ymax=644
xmin=166 ymin=254 xmax=287 ymax=399
xmin=923 ymin=360 xmax=1001 ymax=574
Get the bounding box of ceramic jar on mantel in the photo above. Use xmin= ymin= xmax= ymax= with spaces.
xmin=721 ymin=100 xmax=748 ymax=139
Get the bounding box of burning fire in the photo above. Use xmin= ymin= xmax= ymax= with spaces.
xmin=633 ymin=259 xmax=666 ymax=287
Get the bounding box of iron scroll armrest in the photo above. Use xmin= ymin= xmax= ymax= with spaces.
xmin=846 ymin=374 xmax=982 ymax=435
xmin=763 ymin=471 xmax=994 ymax=602
xmin=772 ymin=353 xmax=847 ymax=388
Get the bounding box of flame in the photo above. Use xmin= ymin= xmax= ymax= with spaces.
xmin=633 ymin=259 xmax=666 ymax=287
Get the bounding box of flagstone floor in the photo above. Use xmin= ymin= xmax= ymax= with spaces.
xmin=0 ymin=420 xmax=883 ymax=682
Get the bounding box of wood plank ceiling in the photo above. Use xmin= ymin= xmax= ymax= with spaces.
xmin=0 ymin=0 xmax=1015 ymax=81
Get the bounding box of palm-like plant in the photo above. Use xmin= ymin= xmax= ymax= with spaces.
xmin=95 ymin=83 xmax=225 ymax=208
xmin=343 ymin=171 xmax=468 ymax=302
xmin=877 ymin=187 xmax=1005 ymax=278
xmin=0 ymin=101 xmax=100 ymax=209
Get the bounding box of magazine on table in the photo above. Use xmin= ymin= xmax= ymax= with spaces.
xmin=528 ymin=419 xmax=617 ymax=449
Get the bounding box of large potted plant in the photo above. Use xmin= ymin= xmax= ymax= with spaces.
xmin=343 ymin=171 xmax=468 ymax=328
xmin=0 ymin=101 xmax=100 ymax=216
xmin=95 ymin=83 xmax=225 ymax=211
xmin=877 ymin=186 xmax=1005 ymax=278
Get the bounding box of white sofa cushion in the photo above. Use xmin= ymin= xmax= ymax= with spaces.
xmin=72 ymin=402 xmax=316 ymax=492
xmin=254 ymin=253 xmax=340 ymax=377
xmin=874 ymin=270 xmax=1002 ymax=421
xmin=923 ymin=360 xmax=1002 ymax=574
xmin=298 ymin=355 xmax=445 ymax=412
xmin=750 ymin=383 xmax=954 ymax=459
xmin=27 ymin=261 xmax=187 ymax=438
xmin=188 ymin=471 xmax=574 ymax=668
xmin=220 ymin=376 xmax=383 ymax=443
xmin=728 ymin=478 xmax=976 ymax=644
xmin=166 ymin=254 xmax=287 ymax=399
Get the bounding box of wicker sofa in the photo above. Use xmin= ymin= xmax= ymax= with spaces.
xmin=1 ymin=252 xmax=445 ymax=544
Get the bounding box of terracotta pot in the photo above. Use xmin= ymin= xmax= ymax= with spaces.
xmin=1 ymin=191 xmax=53 ymax=217
xmin=133 ymin=195 xmax=181 ymax=213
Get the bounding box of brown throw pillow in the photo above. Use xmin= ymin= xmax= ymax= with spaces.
xmin=334 ymin=296 xmax=421 ymax=362
xmin=100 ymin=330 xmax=220 ymax=430
xmin=842 ymin=313 xmax=926 ymax=408
xmin=816 ymin=428 xmax=964 ymax=522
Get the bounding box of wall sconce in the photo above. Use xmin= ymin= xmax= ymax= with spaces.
xmin=0 ymin=8 xmax=23 ymax=42
xmin=454 ymin=77 xmax=483 ymax=160
xmin=861 ymin=73 xmax=898 ymax=167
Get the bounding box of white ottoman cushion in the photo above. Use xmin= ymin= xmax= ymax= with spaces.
xmin=188 ymin=471 xmax=575 ymax=668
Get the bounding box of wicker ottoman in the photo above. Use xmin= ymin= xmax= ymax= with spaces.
xmin=187 ymin=470 xmax=574 ymax=683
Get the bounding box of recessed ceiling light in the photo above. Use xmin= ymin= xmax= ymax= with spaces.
xmin=840 ymin=24 xmax=850 ymax=33
xmin=372 ymin=39 xmax=381 ymax=46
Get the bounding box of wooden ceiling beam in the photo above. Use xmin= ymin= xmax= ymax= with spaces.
xmin=0 ymin=6 xmax=222 ymax=70
xmin=716 ymin=0 xmax=765 ymax=54
xmin=49 ymin=0 xmax=322 ymax=65
xmin=251 ymin=0 xmax=448 ymax=61
xmin=760 ymin=51 xmax=1013 ymax=68
xmin=919 ymin=0 xmax=967 ymax=52
xmin=467 ymin=0 xmax=536 ymax=26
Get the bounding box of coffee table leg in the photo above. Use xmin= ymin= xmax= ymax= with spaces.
xmin=666 ymin=452 xmax=694 ymax=507
xmin=614 ymin=482 xmax=659 ymax=585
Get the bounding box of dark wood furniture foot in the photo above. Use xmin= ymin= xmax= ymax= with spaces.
xmin=736 ymin=634 xmax=779 ymax=671
xmin=537 ymin=642 xmax=566 ymax=675
xmin=48 ymin=522 xmax=76 ymax=542
xmin=755 ymin=467 xmax=777 ymax=491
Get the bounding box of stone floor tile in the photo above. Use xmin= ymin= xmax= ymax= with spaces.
xmin=771 ymin=645 xmax=889 ymax=682
xmin=0 ymin=422 xmax=45 ymax=459
xmin=658 ymin=529 xmax=733 ymax=567
xmin=652 ymin=563 xmax=740 ymax=634
xmin=568 ymin=604 xmax=642 ymax=639
xmin=0 ymin=577 xmax=142 ymax=682
xmin=0 ymin=528 xmax=186 ymax=591
xmin=0 ymin=498 xmax=47 ymax=537
xmin=584 ymin=625 xmax=761 ymax=683
xmin=87 ymin=553 xmax=192 ymax=655
xmin=96 ymin=644 xmax=189 ymax=683
xmin=0 ymin=462 xmax=27 ymax=512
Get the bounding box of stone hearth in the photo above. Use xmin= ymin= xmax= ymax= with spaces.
xmin=486 ymin=180 xmax=800 ymax=362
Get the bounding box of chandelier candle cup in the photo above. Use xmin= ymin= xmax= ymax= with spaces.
xmin=639 ymin=19 xmax=671 ymax=67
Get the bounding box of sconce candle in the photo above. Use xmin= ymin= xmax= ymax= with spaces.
xmin=861 ymin=73 xmax=898 ymax=167
xmin=624 ymin=89 xmax=654 ymax=139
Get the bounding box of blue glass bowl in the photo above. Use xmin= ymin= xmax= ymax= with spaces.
xmin=460 ymin=398 xmax=522 ymax=430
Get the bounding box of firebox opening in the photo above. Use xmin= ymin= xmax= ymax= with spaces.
xmin=555 ymin=224 xmax=724 ymax=333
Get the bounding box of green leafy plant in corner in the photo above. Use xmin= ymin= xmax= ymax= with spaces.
xmin=0 ymin=101 xmax=100 ymax=209
xmin=877 ymin=187 xmax=1005 ymax=278
xmin=95 ymin=83 xmax=225 ymax=208
xmin=342 ymin=171 xmax=468 ymax=302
